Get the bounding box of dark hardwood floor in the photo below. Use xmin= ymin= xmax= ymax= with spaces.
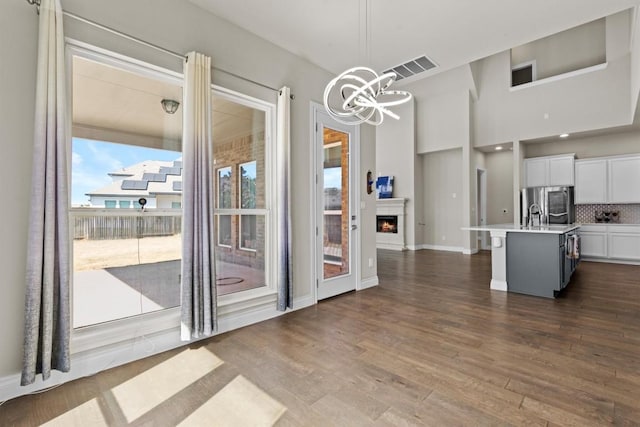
xmin=2 ymin=250 xmax=640 ymax=426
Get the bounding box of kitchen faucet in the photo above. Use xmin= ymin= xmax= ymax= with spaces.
xmin=528 ymin=203 xmax=542 ymax=227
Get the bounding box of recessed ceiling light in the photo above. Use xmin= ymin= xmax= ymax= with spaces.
xmin=559 ymin=133 xmax=569 ymax=138
xmin=495 ymin=146 xmax=503 ymax=151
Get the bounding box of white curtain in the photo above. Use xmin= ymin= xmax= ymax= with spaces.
xmin=276 ymin=87 xmax=293 ymax=310
xmin=22 ymin=0 xmax=71 ymax=386
xmin=180 ymin=52 xmax=216 ymax=340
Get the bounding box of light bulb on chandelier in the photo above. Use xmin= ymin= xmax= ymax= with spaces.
xmin=323 ymin=66 xmax=412 ymax=126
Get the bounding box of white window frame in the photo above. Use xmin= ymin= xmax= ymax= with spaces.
xmin=216 ymin=214 xmax=233 ymax=248
xmin=238 ymin=160 xmax=258 ymax=252
xmin=238 ymin=160 xmax=257 ymax=209
xmin=217 ymin=165 xmax=233 ymax=209
xmin=212 ymin=86 xmax=276 ymax=307
xmin=66 ymin=39 xmax=278 ymax=354
xmin=238 ymin=214 xmax=258 ymax=253
xmin=67 ymin=40 xmax=186 ymax=353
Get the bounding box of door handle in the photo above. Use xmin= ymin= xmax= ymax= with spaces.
xmin=351 ymin=225 xmax=357 ymax=230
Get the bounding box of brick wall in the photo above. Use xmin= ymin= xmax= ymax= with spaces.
xmin=214 ymin=131 xmax=266 ymax=270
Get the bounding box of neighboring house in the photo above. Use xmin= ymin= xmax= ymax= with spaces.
xmin=85 ymin=159 xmax=183 ymax=209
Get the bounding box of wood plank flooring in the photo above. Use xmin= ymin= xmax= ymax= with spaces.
xmin=2 ymin=250 xmax=640 ymax=426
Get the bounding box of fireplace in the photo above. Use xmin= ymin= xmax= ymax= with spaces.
xmin=377 ymin=215 xmax=398 ymax=233
xmin=376 ymin=198 xmax=407 ymax=250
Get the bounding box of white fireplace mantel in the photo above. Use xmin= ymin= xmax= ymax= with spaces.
xmin=376 ymin=198 xmax=407 ymax=251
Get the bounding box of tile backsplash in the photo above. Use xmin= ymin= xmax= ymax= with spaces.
xmin=576 ymin=204 xmax=640 ymax=224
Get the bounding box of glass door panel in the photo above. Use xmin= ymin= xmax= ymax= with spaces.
xmin=323 ymin=129 xmax=350 ymax=280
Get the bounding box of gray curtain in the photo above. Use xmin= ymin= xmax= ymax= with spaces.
xmin=22 ymin=0 xmax=71 ymax=386
xmin=180 ymin=52 xmax=216 ymax=340
xmin=276 ymin=87 xmax=293 ymax=310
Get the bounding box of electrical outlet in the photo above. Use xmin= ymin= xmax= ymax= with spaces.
xmin=442 ymin=236 xmax=446 ymax=241
xmin=368 ymin=258 xmax=373 ymax=268
xmin=452 ymin=193 xmax=457 ymax=199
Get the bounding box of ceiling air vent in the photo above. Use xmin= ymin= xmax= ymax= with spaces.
xmin=383 ymin=55 xmax=437 ymax=81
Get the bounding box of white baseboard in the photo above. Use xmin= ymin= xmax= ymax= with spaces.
xmin=580 ymin=258 xmax=640 ymax=266
xmin=0 ymin=326 xmax=184 ymax=403
xmin=490 ymin=279 xmax=508 ymax=291
xmin=292 ymin=295 xmax=315 ymax=311
xmin=376 ymin=243 xmax=407 ymax=251
xmin=359 ymin=276 xmax=379 ymax=290
xmin=463 ymin=248 xmax=479 ymax=255
xmin=418 ymin=244 xmax=464 ymax=253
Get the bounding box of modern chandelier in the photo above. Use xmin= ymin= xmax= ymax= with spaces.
xmin=323 ymin=67 xmax=412 ymax=126
xmin=323 ymin=0 xmax=412 ymax=126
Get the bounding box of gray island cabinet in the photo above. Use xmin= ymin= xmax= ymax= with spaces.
xmin=506 ymin=230 xmax=579 ymax=298
xmin=462 ymin=224 xmax=581 ymax=298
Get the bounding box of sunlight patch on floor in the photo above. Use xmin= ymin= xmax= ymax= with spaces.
xmin=41 ymin=398 xmax=108 ymax=427
xmin=178 ymin=375 xmax=286 ymax=427
xmin=111 ymin=347 xmax=224 ymax=423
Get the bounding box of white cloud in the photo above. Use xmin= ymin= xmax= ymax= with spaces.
xmin=72 ymin=151 xmax=83 ymax=166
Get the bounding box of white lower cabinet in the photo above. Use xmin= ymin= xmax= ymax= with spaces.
xmin=581 ymin=225 xmax=640 ymax=262
xmin=608 ymin=226 xmax=640 ymax=261
xmin=581 ymin=232 xmax=607 ymax=258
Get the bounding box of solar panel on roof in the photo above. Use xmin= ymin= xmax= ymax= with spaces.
xmin=142 ymin=173 xmax=167 ymax=182
xmin=121 ymin=180 xmax=148 ymax=190
xmin=172 ymin=181 xmax=182 ymax=191
xmin=160 ymin=166 xmax=181 ymax=176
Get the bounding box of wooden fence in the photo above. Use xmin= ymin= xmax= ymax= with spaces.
xmin=73 ymin=215 xmax=182 ymax=240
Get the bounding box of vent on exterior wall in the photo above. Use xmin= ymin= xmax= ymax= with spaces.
xmin=383 ymin=55 xmax=437 ymax=81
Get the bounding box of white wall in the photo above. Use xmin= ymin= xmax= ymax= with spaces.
xmin=0 ymin=0 xmax=375 ymax=391
xmin=417 ymin=90 xmax=470 ymax=153
xmin=410 ymin=65 xmax=474 ymax=154
xmin=0 ymin=0 xmax=38 ymax=383
xmin=485 ymin=151 xmax=515 ymax=224
xmin=375 ymin=100 xmax=417 ymax=248
xmin=524 ymin=129 xmax=640 ymax=159
xmin=473 ymin=10 xmax=633 ymax=148
xmin=359 ymin=124 xmax=377 ymax=281
xmin=630 ymin=8 xmax=640 ymax=117
xmin=421 ymin=149 xmax=463 ymax=248
xmin=511 ymin=18 xmax=606 ymax=81
xmin=474 ymin=48 xmax=631 ymax=147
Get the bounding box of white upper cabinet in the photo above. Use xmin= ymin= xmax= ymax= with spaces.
xmin=574 ymin=155 xmax=640 ymax=204
xmin=524 ymin=158 xmax=548 ymax=187
xmin=523 ymin=155 xmax=574 ymax=187
xmin=608 ymin=156 xmax=640 ymax=203
xmin=548 ymin=156 xmax=575 ymax=186
xmin=575 ymin=159 xmax=607 ymax=203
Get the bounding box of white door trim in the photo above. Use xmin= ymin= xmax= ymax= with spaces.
xmin=477 ymin=167 xmax=490 ymax=250
xmin=310 ymin=102 xmax=360 ymax=302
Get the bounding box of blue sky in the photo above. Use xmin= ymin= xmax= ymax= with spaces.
xmin=324 ymin=167 xmax=342 ymax=189
xmin=71 ymin=138 xmax=180 ymax=206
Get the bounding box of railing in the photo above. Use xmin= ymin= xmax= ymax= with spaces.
xmin=71 ymin=208 xmax=182 ymax=240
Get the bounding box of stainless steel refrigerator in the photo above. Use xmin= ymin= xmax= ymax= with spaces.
xmin=521 ymin=186 xmax=575 ymax=226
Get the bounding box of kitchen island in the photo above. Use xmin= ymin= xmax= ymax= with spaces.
xmin=463 ymin=224 xmax=580 ymax=298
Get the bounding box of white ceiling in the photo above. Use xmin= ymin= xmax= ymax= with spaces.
xmin=190 ymin=0 xmax=640 ymax=80
xmin=73 ymin=57 xmax=263 ymax=146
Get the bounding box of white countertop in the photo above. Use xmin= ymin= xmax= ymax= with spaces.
xmin=463 ymin=223 xmax=581 ymax=234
